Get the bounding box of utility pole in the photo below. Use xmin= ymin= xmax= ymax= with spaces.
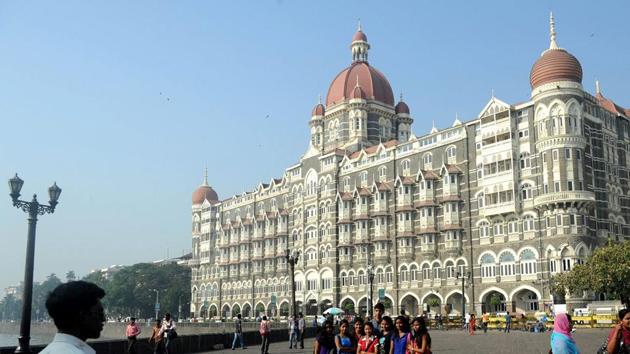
xmin=286 ymin=249 xmax=300 ymax=317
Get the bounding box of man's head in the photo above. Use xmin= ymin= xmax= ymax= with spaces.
xmin=45 ymin=281 xmax=106 ymax=340
xmin=130 ymin=317 xmax=136 ymax=324
xmin=237 ymin=314 xmax=241 ymax=319
xmin=299 ymin=312 xmax=303 ymax=318
xmin=373 ymin=303 xmax=385 ymax=319
xmin=165 ymin=313 xmax=171 ymax=321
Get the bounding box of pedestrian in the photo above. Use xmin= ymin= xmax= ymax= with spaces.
xmin=313 ymin=315 xmax=319 ymax=327
xmin=298 ymin=312 xmax=306 ymax=349
xmin=480 ymin=312 xmax=489 ymax=334
xmin=605 ymin=308 xmax=630 ymax=354
xmin=335 ymin=319 xmax=356 ymax=354
xmin=160 ymin=313 xmax=177 ymax=354
xmin=353 ymin=318 xmax=365 ymax=344
xmin=315 ymin=320 xmax=336 ymax=354
xmin=464 ymin=313 xmax=470 ymax=332
xmin=149 ymin=319 xmax=164 ymax=354
xmin=232 ymin=313 xmax=246 ymax=350
xmin=468 ymin=314 xmax=475 ymax=335
xmin=390 ymin=316 xmax=409 ymax=354
xmin=504 ymin=313 xmax=511 ymax=333
xmin=39 ymin=281 xmax=106 ymax=354
xmin=259 ymin=316 xmax=271 ymax=354
xmin=126 ymin=317 xmax=141 ymax=354
xmin=406 ymin=317 xmax=431 ymax=354
xmin=358 ymin=322 xmax=379 ymax=354
xmin=288 ymin=315 xmax=299 ymax=349
xmin=378 ymin=316 xmax=393 ymax=354
xmin=370 ymin=303 xmax=385 ymax=337
xmin=550 ymin=313 xmax=580 ymax=354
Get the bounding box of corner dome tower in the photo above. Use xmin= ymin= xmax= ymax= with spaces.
xmin=530 ymin=13 xmax=583 ymax=90
xmin=326 ymin=24 xmax=395 ymax=107
xmin=192 ymin=169 xmax=219 ymax=205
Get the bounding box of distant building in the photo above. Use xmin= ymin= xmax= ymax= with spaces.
xmin=4 ymin=283 xmax=23 ymax=301
xmin=189 ymin=16 xmax=629 ymax=319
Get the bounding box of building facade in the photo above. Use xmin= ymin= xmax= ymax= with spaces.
xmin=189 ymin=16 xmax=630 ymax=319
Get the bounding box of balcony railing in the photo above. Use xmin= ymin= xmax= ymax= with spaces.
xmin=533 ymin=191 xmax=596 ymax=208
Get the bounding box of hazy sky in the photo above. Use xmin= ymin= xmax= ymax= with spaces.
xmin=1 ymin=1 xmax=628 ymax=295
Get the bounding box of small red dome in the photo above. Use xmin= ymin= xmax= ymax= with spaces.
xmin=395 ymin=101 xmax=410 ymax=114
xmin=192 ymin=185 xmax=218 ymax=205
xmin=352 ymin=30 xmax=367 ymax=42
xmin=311 ymin=103 xmax=325 ymax=116
xmin=530 ymin=49 xmax=583 ymax=89
xmin=326 ymin=62 xmax=394 ymax=107
xmin=351 ymin=85 xmax=366 ymax=99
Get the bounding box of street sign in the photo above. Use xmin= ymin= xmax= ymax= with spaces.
xmin=155 ymin=303 xmax=161 ymax=312
xmin=271 ymin=294 xmax=277 ymax=305
xmin=378 ymin=288 xmax=385 ymax=300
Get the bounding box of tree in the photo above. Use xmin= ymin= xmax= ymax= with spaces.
xmin=564 ymin=241 xmax=630 ymax=308
xmin=32 ymin=273 xmax=62 ymax=320
xmin=65 ymin=270 xmax=77 ymax=282
xmin=0 ymin=294 xmax=22 ymax=321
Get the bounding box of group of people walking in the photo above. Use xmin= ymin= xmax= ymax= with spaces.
xmin=315 ymin=304 xmax=432 ymax=354
xmin=125 ymin=313 xmax=177 ymax=354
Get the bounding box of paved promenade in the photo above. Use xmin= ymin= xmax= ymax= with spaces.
xmin=202 ymin=328 xmax=606 ymax=354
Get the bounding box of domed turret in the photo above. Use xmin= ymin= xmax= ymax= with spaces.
xmin=192 ymin=169 xmax=219 ymax=205
xmin=311 ymin=96 xmax=325 ymax=117
xmin=326 ymin=25 xmax=394 ymax=107
xmin=395 ymin=100 xmax=410 ymax=115
xmin=530 ymin=13 xmax=583 ymax=90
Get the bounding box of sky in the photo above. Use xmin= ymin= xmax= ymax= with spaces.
xmin=1 ymin=0 xmax=629 ymax=295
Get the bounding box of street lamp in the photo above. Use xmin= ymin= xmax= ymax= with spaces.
xmin=456 ymin=271 xmax=470 ymax=318
xmin=178 ymin=294 xmax=183 ymax=322
xmin=8 ymin=174 xmax=61 ymax=354
xmin=150 ymin=289 xmax=160 ymax=321
xmin=285 ymin=249 xmax=300 ymax=317
xmin=367 ymin=263 xmax=374 ymax=319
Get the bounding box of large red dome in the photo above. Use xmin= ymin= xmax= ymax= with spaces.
xmin=192 ymin=185 xmax=218 ymax=205
xmin=326 ymin=62 xmax=394 ymax=107
xmin=530 ymin=48 xmax=582 ymax=89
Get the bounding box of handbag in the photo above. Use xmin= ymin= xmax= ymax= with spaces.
xmin=597 ymin=339 xmax=626 ymax=354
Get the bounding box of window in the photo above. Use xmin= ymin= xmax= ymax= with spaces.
xmin=562 ymin=258 xmax=571 ymax=272
xmin=567 ymin=181 xmax=574 ymax=191
xmin=479 ymin=222 xmax=489 ymax=237
xmin=379 ymin=167 xmax=387 ymax=181
xmin=477 ymin=193 xmax=485 ymax=208
xmin=521 ymin=184 xmax=533 ymax=200
xmin=493 ymin=223 xmax=504 ymax=235
xmin=520 ymin=153 xmax=531 ymax=169
xmin=523 ymin=215 xmax=534 ymax=232
xmin=520 ymin=249 xmax=537 ymax=275
xmin=556 ymin=214 xmax=563 ymax=226
xmin=549 ymin=259 xmax=557 ymax=273
xmin=554 ymin=182 xmax=560 ymax=192
xmin=576 ymin=150 xmax=582 ymax=160
xmin=423 ymin=154 xmax=432 ymax=165
xmin=565 ymin=148 xmax=571 ymax=159
xmin=447 ymin=146 xmax=456 ymax=158
xmin=322 ymin=278 xmax=332 ymax=290
xmin=499 ymin=252 xmax=515 ymax=276
xmin=553 ymin=150 xmax=559 ymax=161
xmin=542 ymin=152 xmax=547 ymax=163
xmin=477 ymin=164 xmax=483 ymax=179
xmin=480 ymin=254 xmax=495 ymax=278
xmin=360 ymin=172 xmax=368 ymax=186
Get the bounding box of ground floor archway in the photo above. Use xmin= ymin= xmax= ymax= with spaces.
xmin=422 ymin=294 xmax=441 ymax=315
xmin=444 ymin=292 xmax=466 ymax=316
xmin=341 ymin=298 xmax=356 ymax=315
xmin=280 ymin=302 xmax=290 ymax=317
xmin=255 ymin=303 xmax=265 ymax=318
xmin=400 ymin=294 xmax=419 ymax=317
xmin=511 ymin=288 xmax=540 ymax=313
xmin=306 ymin=299 xmax=318 ymax=316
xmin=209 ymin=304 xmax=217 ymax=318
xmin=319 ymin=299 xmax=332 ymax=314
xmin=242 ymin=304 xmax=252 ymax=318
xmin=267 ymin=303 xmax=277 ymax=317
xmin=222 ymin=304 xmax=231 ymax=318
xmin=232 ymin=304 xmax=241 ymax=317
xmin=481 ymin=290 xmax=507 ymax=313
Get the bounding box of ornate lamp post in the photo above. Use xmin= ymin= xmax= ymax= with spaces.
xmin=456 ymin=271 xmax=470 ymax=318
xmin=8 ymin=174 xmax=61 ymax=354
xmin=367 ymin=263 xmax=374 ymax=319
xmin=285 ymin=249 xmax=300 ymax=317
xmin=150 ymin=289 xmax=160 ymax=321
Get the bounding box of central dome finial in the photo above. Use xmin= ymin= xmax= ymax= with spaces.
xmin=549 ymin=11 xmax=559 ymax=50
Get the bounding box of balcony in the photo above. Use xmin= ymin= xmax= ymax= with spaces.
xmin=397 ymin=221 xmax=414 ymax=235
xmin=533 ymin=190 xmax=596 ymax=209
xmin=338 ymin=210 xmax=352 ymax=221
xmin=478 ymin=202 xmax=516 ymax=217
xmin=252 ymin=251 xmax=263 ymax=260
xmin=420 ymin=242 xmax=437 ymax=255
xmin=338 ymin=235 xmax=352 ymax=246
xmin=397 ymin=195 xmax=413 ymax=209
xmin=277 ymin=223 xmax=288 ymax=235
xmin=307 ymin=236 xmax=318 ymax=245
xmin=444 ymin=239 xmax=462 ymax=254
xmin=264 ymin=248 xmax=275 ymax=258
xmin=373 ymin=201 xmax=389 ymax=215
xmin=355 ymin=205 xmax=370 ymax=219
xmin=339 ymin=255 xmax=352 ymax=265
xmin=373 ymin=226 xmax=389 ymax=240
xmin=416 ymin=191 xmax=435 ymax=203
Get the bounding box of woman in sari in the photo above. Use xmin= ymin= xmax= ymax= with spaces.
xmin=550 ymin=313 xmax=580 ymax=354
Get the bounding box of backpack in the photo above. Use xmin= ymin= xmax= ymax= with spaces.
xmin=259 ymin=321 xmax=270 ymax=336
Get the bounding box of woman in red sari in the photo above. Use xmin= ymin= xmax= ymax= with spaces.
xmin=357 ymin=322 xmax=378 ymax=354
xmin=469 ymin=314 xmax=476 ymax=335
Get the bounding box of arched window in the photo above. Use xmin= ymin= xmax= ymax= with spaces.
xmin=521 ymin=184 xmax=533 ymax=200
xmin=477 ymin=193 xmax=485 ymax=208
xmin=358 ymin=270 xmax=366 ymax=285
xmin=376 ymin=268 xmax=384 ymax=284
xmin=401 ymin=160 xmax=411 ymax=175
xmin=340 ymin=271 xmax=347 ymax=287
xmin=431 ymin=262 xmax=441 ymax=280
xmin=480 ymin=254 xmax=496 ymax=278
xmin=520 ymin=249 xmax=537 ymax=275
xmin=423 ymin=153 xmax=432 ymax=165
xmin=445 ymin=261 xmax=455 ymax=278
xmin=446 ymin=146 xmax=456 ymax=160
xmin=499 ymin=251 xmax=515 ymax=276
xmin=479 ymin=221 xmax=489 ymax=237
xmin=385 ymin=267 xmax=393 ymax=283
xmin=421 ymin=264 xmax=430 ymax=280
xmin=523 ymin=215 xmax=535 ymax=232
xmin=400 ymin=266 xmax=409 ymax=282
